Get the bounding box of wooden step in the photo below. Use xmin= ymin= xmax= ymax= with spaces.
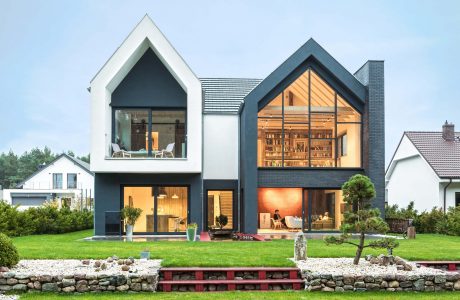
xmin=159 ymin=279 xmax=303 ymax=292
xmin=415 ymin=261 xmax=460 ymax=272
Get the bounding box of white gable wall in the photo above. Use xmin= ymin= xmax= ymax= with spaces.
xmin=21 ymin=156 xmax=94 ymax=190
xmin=203 ymin=115 xmax=239 ymax=179
xmin=386 ymin=155 xmax=440 ymax=212
xmin=90 ymin=16 xmax=202 ymax=174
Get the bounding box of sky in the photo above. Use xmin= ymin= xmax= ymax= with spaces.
xmin=0 ymin=0 xmax=459 ymax=165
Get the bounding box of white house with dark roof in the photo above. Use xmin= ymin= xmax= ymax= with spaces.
xmin=386 ymin=121 xmax=460 ymax=212
xmin=2 ymin=153 xmax=94 ymax=210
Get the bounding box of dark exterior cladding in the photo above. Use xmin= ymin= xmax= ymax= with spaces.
xmin=111 ymin=48 xmax=186 ymax=108
xmin=93 ymin=173 xmax=202 ymax=236
xmin=240 ymin=39 xmax=385 ymax=234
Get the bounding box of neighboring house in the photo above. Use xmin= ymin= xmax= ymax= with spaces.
xmin=90 ymin=15 xmax=384 ymax=236
xmin=386 ymin=122 xmax=460 ymax=212
xmin=2 ymin=153 xmax=94 ymax=210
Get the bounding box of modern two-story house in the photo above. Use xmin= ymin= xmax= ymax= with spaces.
xmin=90 ymin=15 xmax=384 ymax=236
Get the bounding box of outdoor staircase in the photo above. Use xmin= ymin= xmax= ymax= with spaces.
xmin=416 ymin=261 xmax=460 ymax=272
xmin=158 ymin=267 xmax=304 ymax=292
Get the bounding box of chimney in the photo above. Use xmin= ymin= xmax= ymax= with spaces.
xmin=442 ymin=121 xmax=455 ymax=141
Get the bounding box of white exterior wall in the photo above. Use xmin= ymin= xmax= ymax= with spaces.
xmin=21 ymin=156 xmax=93 ymax=191
xmin=90 ymin=16 xmax=202 ymax=174
xmin=203 ymin=115 xmax=239 ymax=179
xmin=386 ymin=155 xmax=440 ymax=212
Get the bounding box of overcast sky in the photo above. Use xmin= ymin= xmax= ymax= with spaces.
xmin=1 ymin=0 xmax=459 ymax=165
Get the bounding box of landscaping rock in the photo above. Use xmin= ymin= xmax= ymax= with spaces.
xmin=42 ymin=283 xmax=58 ymax=292
xmin=294 ymin=232 xmax=307 ymax=261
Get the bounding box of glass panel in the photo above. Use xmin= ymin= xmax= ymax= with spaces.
xmin=310 ymin=139 xmax=335 ymax=167
xmin=156 ymin=187 xmax=188 ymax=232
xmin=283 ymin=70 xmax=309 ymax=121
xmin=123 ymin=187 xmax=154 ymax=233
xmin=310 ymin=189 xmax=344 ymax=230
xmin=337 ymin=123 xmax=361 ymax=167
xmin=337 ymin=95 xmax=361 ymax=122
xmin=67 ymin=174 xmax=77 ymax=189
xmin=258 ymin=118 xmax=283 ymax=167
xmin=283 ymin=124 xmax=309 ymax=167
xmin=258 ymin=93 xmax=283 ymax=118
xmin=207 ymin=191 xmax=233 ymax=229
xmin=53 ymin=173 xmax=62 ymax=189
xmin=310 ymin=71 xmax=335 ymax=112
xmin=114 ymin=110 xmax=149 ymax=157
xmin=151 ymin=111 xmax=186 ymax=158
xmin=257 ymin=188 xmax=303 ymax=231
xmin=310 ymin=113 xmax=335 ymax=137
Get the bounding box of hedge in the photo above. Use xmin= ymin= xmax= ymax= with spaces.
xmin=0 ymin=200 xmax=93 ymax=237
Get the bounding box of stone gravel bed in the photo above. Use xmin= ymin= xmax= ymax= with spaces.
xmin=295 ymin=258 xmax=446 ymax=276
xmin=10 ymin=259 xmax=161 ymax=276
xmin=295 ymin=258 xmax=460 ymax=292
xmin=0 ymin=258 xmax=161 ymax=294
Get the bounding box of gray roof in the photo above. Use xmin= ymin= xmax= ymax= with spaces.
xmin=406 ymin=131 xmax=460 ymax=178
xmin=200 ymin=78 xmax=262 ymax=114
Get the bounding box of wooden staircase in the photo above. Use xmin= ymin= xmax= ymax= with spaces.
xmin=158 ymin=267 xmax=304 ymax=292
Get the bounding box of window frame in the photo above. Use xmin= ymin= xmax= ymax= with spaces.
xmin=67 ymin=173 xmax=77 ymax=189
xmin=257 ymin=68 xmax=363 ymax=169
xmin=52 ymin=173 xmax=63 ymax=189
xmin=111 ymin=107 xmax=187 ymax=158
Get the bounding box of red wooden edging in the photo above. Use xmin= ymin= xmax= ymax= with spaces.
xmin=415 ymin=261 xmax=460 ymax=272
xmin=159 ymin=279 xmax=304 ymax=285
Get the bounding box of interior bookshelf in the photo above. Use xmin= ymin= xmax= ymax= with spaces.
xmin=259 ymin=129 xmax=334 ymax=167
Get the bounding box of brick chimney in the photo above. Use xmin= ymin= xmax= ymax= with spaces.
xmin=442 ymin=121 xmax=455 ymax=141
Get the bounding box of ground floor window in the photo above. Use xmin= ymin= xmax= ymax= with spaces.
xmin=122 ymin=186 xmax=188 ymax=234
xmin=456 ymin=192 xmax=460 ymax=207
xmin=207 ymin=190 xmax=234 ymax=230
xmin=257 ymin=187 xmax=345 ymax=232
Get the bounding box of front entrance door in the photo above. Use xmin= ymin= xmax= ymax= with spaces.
xmin=122 ymin=186 xmax=189 ymax=234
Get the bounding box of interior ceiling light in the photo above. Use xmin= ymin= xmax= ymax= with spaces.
xmin=172 ymin=194 xmax=179 ymax=199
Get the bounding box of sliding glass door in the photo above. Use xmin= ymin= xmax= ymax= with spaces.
xmin=122 ymin=186 xmax=188 ymax=234
xmin=302 ymin=189 xmax=345 ymax=232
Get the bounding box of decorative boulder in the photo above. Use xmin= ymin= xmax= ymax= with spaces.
xmin=294 ymin=232 xmax=307 ymax=261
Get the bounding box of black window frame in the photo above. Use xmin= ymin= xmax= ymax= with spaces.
xmin=111 ymin=107 xmax=187 ymax=158
xmin=67 ymin=173 xmax=77 ymax=189
xmin=455 ymin=192 xmax=460 ymax=207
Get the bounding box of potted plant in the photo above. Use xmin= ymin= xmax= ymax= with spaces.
xmin=140 ymin=248 xmax=150 ymax=260
xmin=209 ymin=215 xmax=233 ymax=240
xmin=186 ymin=223 xmax=198 ymax=242
xmin=121 ymin=206 xmax=142 ymax=238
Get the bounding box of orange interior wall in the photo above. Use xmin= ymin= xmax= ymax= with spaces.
xmin=258 ymin=188 xmax=303 ymax=220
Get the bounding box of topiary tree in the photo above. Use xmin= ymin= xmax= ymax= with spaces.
xmin=0 ymin=233 xmax=19 ymax=268
xmin=324 ymin=174 xmax=391 ymax=265
xmin=216 ymin=215 xmax=228 ymax=230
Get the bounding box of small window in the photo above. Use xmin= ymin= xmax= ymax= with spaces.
xmin=455 ymin=192 xmax=460 ymax=207
xmin=67 ymin=174 xmax=77 ymax=189
xmin=53 ymin=173 xmax=63 ymax=189
xmin=339 ymin=134 xmax=347 ymax=156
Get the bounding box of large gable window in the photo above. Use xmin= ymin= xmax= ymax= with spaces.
xmin=257 ymin=69 xmax=361 ymax=168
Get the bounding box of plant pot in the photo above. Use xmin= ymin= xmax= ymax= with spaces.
xmin=126 ymin=224 xmax=134 ymax=238
xmin=140 ymin=251 xmax=150 ymax=260
xmin=186 ymin=227 xmax=197 ymax=242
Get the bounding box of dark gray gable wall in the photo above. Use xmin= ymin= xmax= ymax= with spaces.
xmin=240 ymin=39 xmax=384 ymax=233
xmin=111 ymin=48 xmax=186 ymax=107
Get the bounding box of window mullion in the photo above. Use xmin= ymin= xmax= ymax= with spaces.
xmin=308 ymin=69 xmax=311 ymax=167
xmin=148 ymin=109 xmax=152 ymax=157
xmin=334 ymin=92 xmax=338 ymax=167
xmin=281 ymin=91 xmax=284 ymax=168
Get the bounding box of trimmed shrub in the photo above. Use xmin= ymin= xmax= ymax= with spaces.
xmin=444 ymin=206 xmax=460 ymax=236
xmin=413 ymin=207 xmax=446 ymax=233
xmin=0 ymin=200 xmax=93 ymax=237
xmin=0 ymin=233 xmax=19 ymax=267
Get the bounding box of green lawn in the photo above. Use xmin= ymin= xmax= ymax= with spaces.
xmin=18 ymin=291 xmax=460 ymax=300
xmin=12 ymin=230 xmax=460 ymax=267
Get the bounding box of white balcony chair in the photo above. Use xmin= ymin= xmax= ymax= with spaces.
xmin=111 ymin=143 xmax=131 ymax=158
xmin=155 ymin=143 xmax=175 ymax=158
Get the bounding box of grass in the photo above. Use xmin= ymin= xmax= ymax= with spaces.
xmin=12 ymin=230 xmax=460 ymax=267
xmin=17 ymin=291 xmax=460 ymax=300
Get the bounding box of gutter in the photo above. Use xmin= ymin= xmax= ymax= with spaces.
xmin=443 ymin=178 xmax=453 ymax=213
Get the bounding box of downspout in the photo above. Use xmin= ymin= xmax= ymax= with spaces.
xmin=443 ymin=178 xmax=452 ymax=213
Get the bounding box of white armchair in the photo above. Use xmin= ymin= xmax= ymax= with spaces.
xmin=155 ymin=143 xmax=175 ymax=158
xmin=285 ymin=216 xmax=302 ymax=229
xmin=111 ymin=143 xmax=131 ymax=158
